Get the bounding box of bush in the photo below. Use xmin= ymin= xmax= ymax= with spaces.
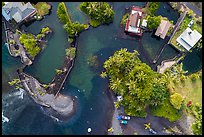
xmin=80 ymin=2 xmax=114 ymax=27
xmin=36 ymin=33 xmax=45 ymax=39
xmin=121 ymin=13 xmax=129 ymax=25
xmin=170 ymin=93 xmax=184 ymax=110
xmin=150 ymin=98 xmax=182 ymax=122
xmin=90 ymin=19 xmax=101 ymax=28
xmin=146 ymin=15 xmax=161 ymax=29
xmin=190 ymin=73 xmax=199 ymax=81
xmin=19 ymin=33 xmax=40 ymax=58
xmin=55 ymin=69 xmax=63 ymax=74
xmin=64 ymin=22 xmax=88 ymax=38
xmin=65 ymin=47 xmax=76 ymax=59
xmin=148 ymin=2 xmax=160 ymax=15
xmin=34 ymin=2 xmax=51 ymax=16
xmin=41 ymin=27 xmax=50 ymax=34
xmin=57 ymin=2 xmax=70 ymax=24
xmin=191 ymin=103 xmax=202 ymax=135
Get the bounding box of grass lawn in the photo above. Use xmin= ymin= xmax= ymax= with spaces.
xmin=34 ymin=2 xmax=51 ymax=16
xmin=168 ymin=77 xmax=202 ymax=104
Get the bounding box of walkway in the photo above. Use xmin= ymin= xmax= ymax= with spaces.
xmin=167 ymin=10 xmax=187 ymax=44
xmin=183 ymin=2 xmax=202 ymax=17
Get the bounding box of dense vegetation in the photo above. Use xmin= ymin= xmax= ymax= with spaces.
xmin=57 ymin=2 xmax=88 ymax=39
xmin=19 ymin=33 xmax=40 ymax=58
xmin=121 ymin=13 xmax=129 ymax=25
xmin=79 ymin=2 xmax=114 ymax=27
xmin=19 ymin=27 xmax=51 ymax=58
xmin=57 ymin=2 xmax=70 ymax=24
xmin=190 ymin=103 xmax=202 ymax=135
xmin=148 ymin=2 xmax=160 ymax=15
xmin=65 ymin=47 xmax=76 ymax=60
xmin=150 ymin=98 xmax=182 ymax=122
xmin=143 ymin=2 xmax=160 ymax=16
xmin=170 ymin=93 xmax=184 ymax=110
xmin=102 ymin=49 xmax=169 ymax=117
xmin=34 ymin=2 xmax=51 ymax=16
xmin=146 ymin=15 xmax=161 ymax=29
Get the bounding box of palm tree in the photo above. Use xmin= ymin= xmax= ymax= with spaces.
xmin=100 ymin=71 xmax=107 ymax=78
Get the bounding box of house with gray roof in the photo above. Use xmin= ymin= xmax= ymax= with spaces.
xmin=176 ymin=27 xmax=202 ymax=51
xmin=2 ymin=2 xmax=37 ymax=23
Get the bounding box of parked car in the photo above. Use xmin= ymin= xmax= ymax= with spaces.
xmin=120 ymin=120 xmax=128 ymax=125
xmin=121 ymin=115 xmax=131 ymax=120
xmin=188 ymin=20 xmax=194 ymax=27
xmin=117 ymin=115 xmax=122 ymax=120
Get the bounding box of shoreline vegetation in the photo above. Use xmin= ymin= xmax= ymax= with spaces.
xmin=79 ymin=2 xmax=114 ymax=27
xmin=101 ymin=48 xmax=202 ymax=134
xmin=57 ymin=2 xmax=89 ymax=43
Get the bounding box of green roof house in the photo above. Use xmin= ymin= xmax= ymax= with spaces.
xmin=2 ymin=2 xmax=37 ymax=23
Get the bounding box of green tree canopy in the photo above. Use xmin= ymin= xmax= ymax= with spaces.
xmin=80 ymin=2 xmax=114 ymax=27
xmin=146 ymin=15 xmax=161 ymax=29
xmin=103 ymin=48 xmax=168 ymax=117
xmin=148 ymin=2 xmax=160 ymax=15
xmin=170 ymin=93 xmax=184 ymax=110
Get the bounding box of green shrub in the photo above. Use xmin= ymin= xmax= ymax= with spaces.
xmin=41 ymin=27 xmax=50 ymax=34
xmin=34 ymin=2 xmax=51 ymax=16
xmin=90 ymin=19 xmax=101 ymax=28
xmin=148 ymin=2 xmax=160 ymax=15
xmin=150 ymin=98 xmax=182 ymax=122
xmin=80 ymin=2 xmax=114 ymax=27
xmin=170 ymin=93 xmax=184 ymax=110
xmin=55 ymin=69 xmax=63 ymax=74
xmin=19 ymin=33 xmax=40 ymax=58
xmin=57 ymin=2 xmax=70 ymax=24
xmin=36 ymin=33 xmax=45 ymax=39
xmin=121 ymin=13 xmax=129 ymax=25
xmin=191 ymin=103 xmax=202 ymax=135
xmin=146 ymin=15 xmax=161 ymax=29
xmin=65 ymin=47 xmax=76 ymax=59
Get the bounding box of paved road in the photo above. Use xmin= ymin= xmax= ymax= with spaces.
xmin=183 ymin=2 xmax=202 ymax=16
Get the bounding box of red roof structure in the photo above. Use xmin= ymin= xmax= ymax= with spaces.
xmin=125 ymin=6 xmax=143 ymax=36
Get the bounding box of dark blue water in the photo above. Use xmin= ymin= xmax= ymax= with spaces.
xmin=2 ymin=2 xmax=201 ymax=135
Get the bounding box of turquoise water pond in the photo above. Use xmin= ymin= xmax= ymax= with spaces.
xmin=2 ymin=2 xmax=201 ymax=135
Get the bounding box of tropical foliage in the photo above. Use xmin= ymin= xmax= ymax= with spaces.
xmin=103 ymin=48 xmax=169 ymax=117
xmin=191 ymin=103 xmax=202 ymax=135
xmin=19 ymin=33 xmax=40 ymax=58
xmin=55 ymin=69 xmax=63 ymax=74
xmin=100 ymin=71 xmax=107 ymax=78
xmin=8 ymin=79 xmax=20 ymax=86
xmin=148 ymin=2 xmax=160 ymax=15
xmin=65 ymin=47 xmax=76 ymax=60
xmin=57 ymin=2 xmax=88 ymax=38
xmin=80 ymin=2 xmax=114 ymax=27
xmin=170 ymin=93 xmax=184 ymax=110
xmin=121 ymin=13 xmax=129 ymax=25
xmin=57 ymin=2 xmax=70 ymax=24
xmin=41 ymin=27 xmax=51 ymax=34
xmin=34 ymin=2 xmax=51 ymax=16
xmin=150 ymin=98 xmax=182 ymax=122
xmin=146 ymin=15 xmax=161 ymax=29
xmin=63 ymin=22 xmax=88 ymax=38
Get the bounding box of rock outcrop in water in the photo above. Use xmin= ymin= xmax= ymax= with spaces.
xmin=17 ymin=70 xmax=76 ymax=121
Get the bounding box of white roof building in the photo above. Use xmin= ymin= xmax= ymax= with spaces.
xmin=176 ymin=27 xmax=202 ymax=51
xmin=141 ymin=19 xmax=147 ymax=27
